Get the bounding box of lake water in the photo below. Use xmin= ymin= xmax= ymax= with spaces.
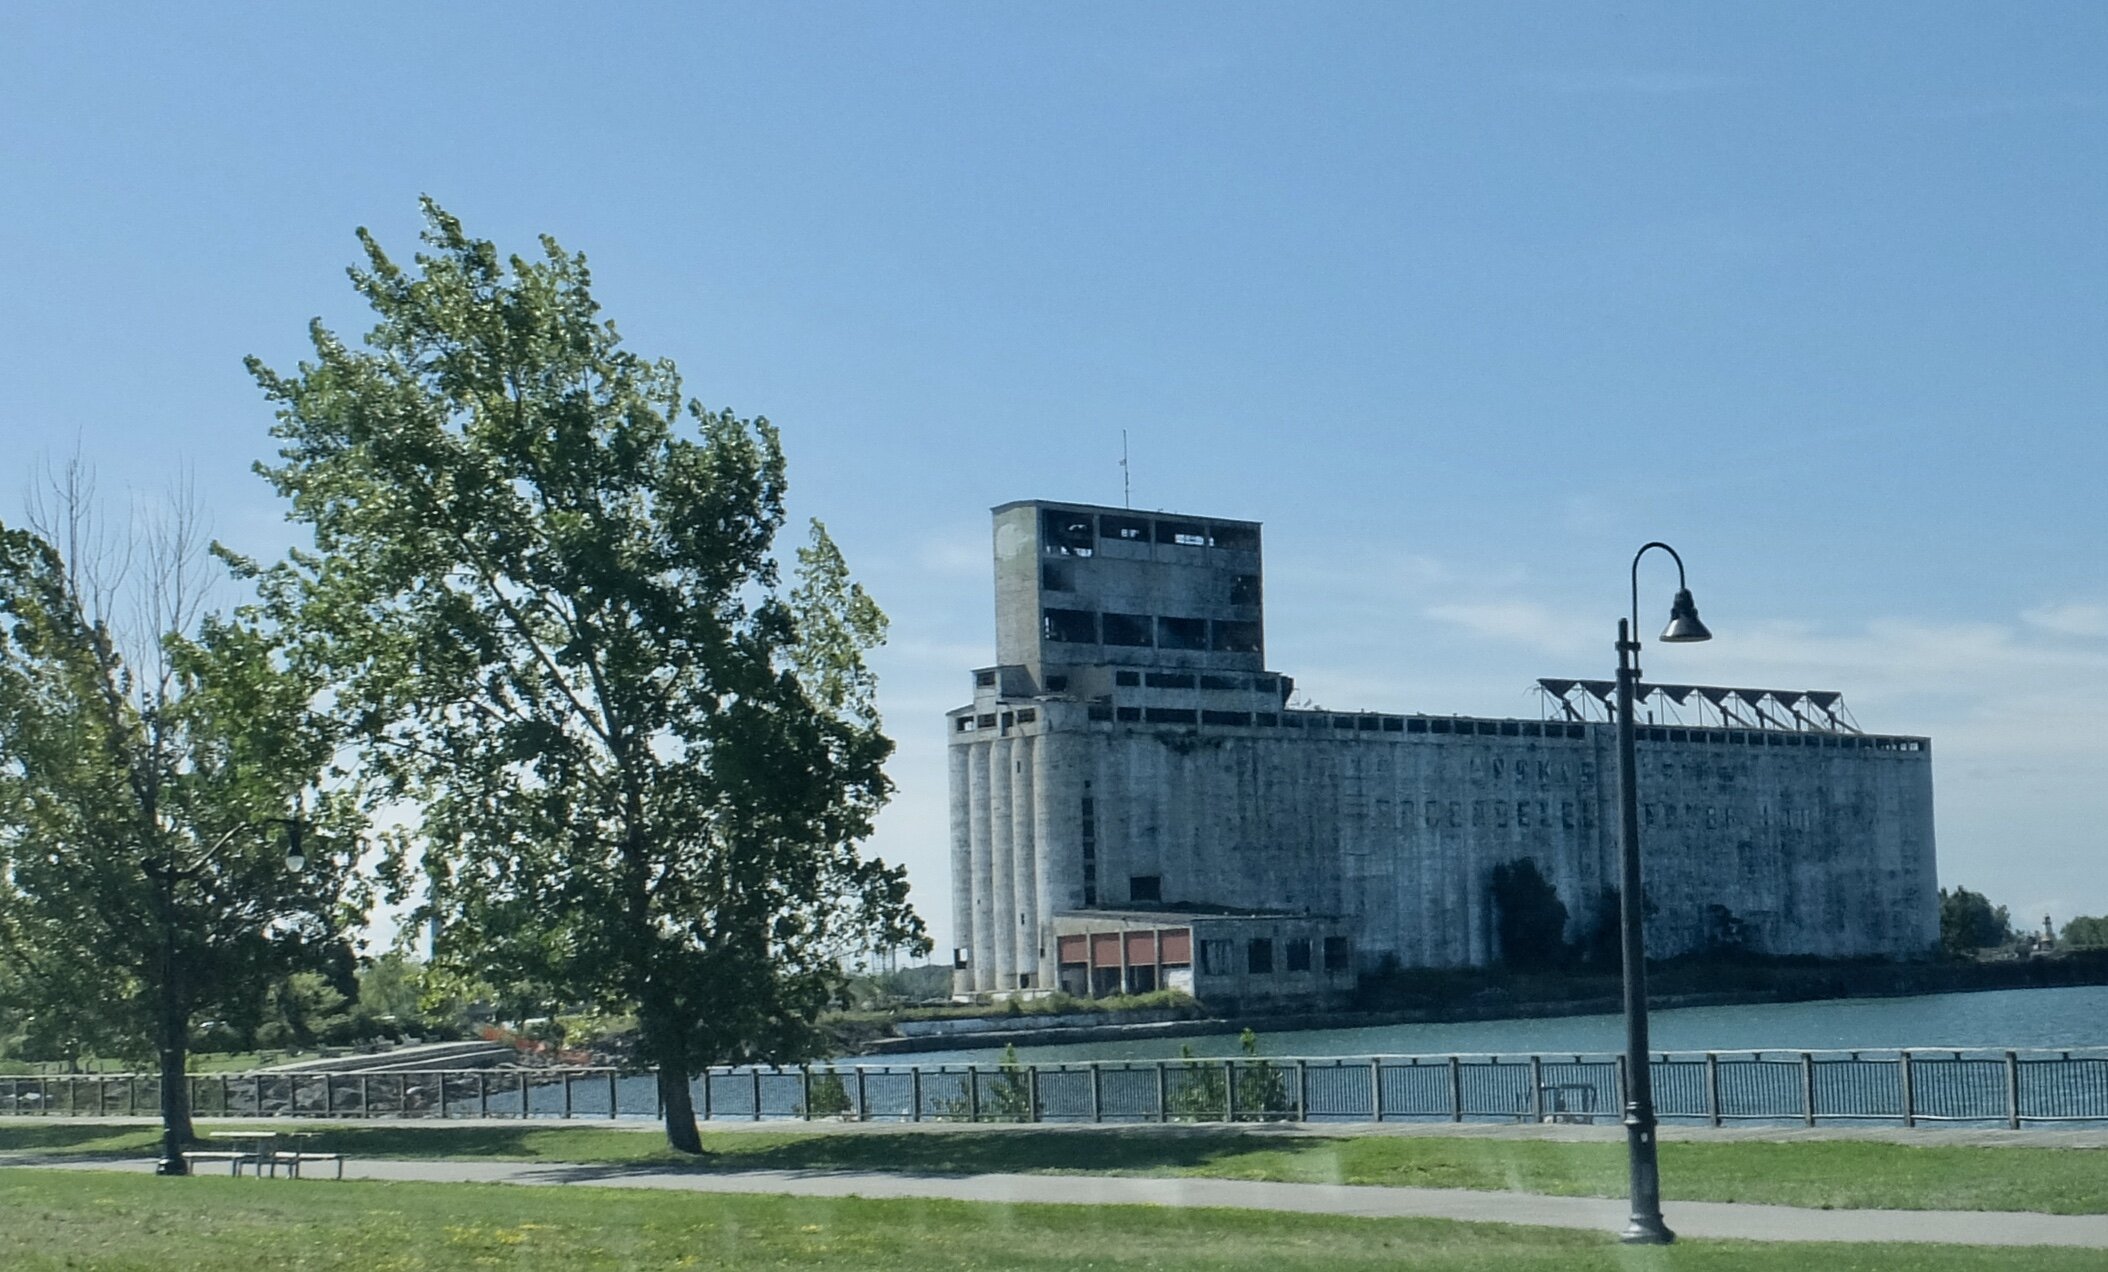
xmin=889 ymin=985 xmax=2108 ymax=1066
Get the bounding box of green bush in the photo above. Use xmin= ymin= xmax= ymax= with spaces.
xmin=801 ymin=1068 xmax=853 ymax=1118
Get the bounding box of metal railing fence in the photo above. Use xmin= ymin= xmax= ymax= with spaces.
xmin=4 ymin=1048 xmax=2103 ymax=1128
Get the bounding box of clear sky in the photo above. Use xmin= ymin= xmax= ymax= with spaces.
xmin=5 ymin=3 xmax=2105 ymax=950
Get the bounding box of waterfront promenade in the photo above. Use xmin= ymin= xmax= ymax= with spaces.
xmin=6 ymin=1117 xmax=2107 ymax=1249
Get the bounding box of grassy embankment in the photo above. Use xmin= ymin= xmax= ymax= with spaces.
xmin=3 ymin=1121 xmax=2103 ymax=1215
xmin=0 ymin=1170 xmax=2093 ymax=1271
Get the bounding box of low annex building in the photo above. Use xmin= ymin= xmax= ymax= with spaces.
xmin=947 ymin=499 xmax=1938 ymax=1006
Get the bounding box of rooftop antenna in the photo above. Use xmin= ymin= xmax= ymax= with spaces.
xmin=1121 ymin=430 xmax=1131 ymax=508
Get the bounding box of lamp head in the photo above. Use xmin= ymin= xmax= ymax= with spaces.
xmin=282 ymin=820 xmax=307 ymax=874
xmin=1659 ymin=588 xmax=1712 ymax=643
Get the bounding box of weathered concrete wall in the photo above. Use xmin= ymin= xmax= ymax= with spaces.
xmin=948 ymin=704 xmax=1939 ymax=993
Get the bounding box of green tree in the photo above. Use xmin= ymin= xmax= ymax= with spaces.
xmin=1489 ymin=857 xmax=1570 ymax=970
xmin=1939 ymin=886 xmax=2012 ymax=956
xmin=2060 ymin=916 xmax=2108 ymax=950
xmin=0 ymin=469 xmax=362 ymax=1162
xmin=246 ymin=201 xmax=926 ymax=1153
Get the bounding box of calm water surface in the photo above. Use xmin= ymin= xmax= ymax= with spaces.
xmin=892 ymin=985 xmax=2108 ymax=1066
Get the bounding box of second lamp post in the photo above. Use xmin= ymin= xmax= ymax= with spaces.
xmin=1614 ymin=542 xmax=1712 ymax=1245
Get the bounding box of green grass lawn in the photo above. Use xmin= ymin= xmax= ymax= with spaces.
xmin=0 ymin=1169 xmax=2088 ymax=1271
xmin=4 ymin=1121 xmax=2103 ymax=1215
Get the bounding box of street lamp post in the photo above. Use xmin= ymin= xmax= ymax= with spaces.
xmin=1614 ymin=542 xmax=1711 ymax=1245
xmin=147 ymin=816 xmax=309 ymax=1177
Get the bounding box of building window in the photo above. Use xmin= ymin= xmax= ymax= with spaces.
xmin=1155 ymin=519 xmax=1210 ymax=547
xmin=1101 ymin=513 xmax=1150 ymax=542
xmin=1323 ymin=936 xmax=1350 ymax=972
xmin=975 ymin=670 xmax=996 ymax=687
xmin=1045 ymin=675 xmax=1068 ymax=692
xmin=1042 ymin=560 xmax=1074 ymax=592
xmin=1285 ymin=938 xmax=1312 ymax=972
xmin=1200 ymin=939 xmax=1234 ymax=975
xmin=1043 ymin=608 xmax=1098 ymax=643
xmin=1230 ymin=573 xmax=1261 ymax=606
xmin=1042 ymin=509 xmax=1095 ymax=556
xmin=1246 ymin=939 xmax=1274 ymax=974
xmin=1157 ymin=617 xmax=1208 ymax=650
xmin=1116 ymin=671 xmax=1141 ymax=686
xmin=1102 ymin=612 xmax=1154 ymax=646
xmin=1212 ymin=620 xmax=1261 ymax=653
xmin=1081 ymin=795 xmax=1098 ymax=906
xmin=1129 ymin=875 xmax=1161 ymax=903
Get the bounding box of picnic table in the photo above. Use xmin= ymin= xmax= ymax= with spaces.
xmin=182 ymin=1131 xmax=343 ymax=1179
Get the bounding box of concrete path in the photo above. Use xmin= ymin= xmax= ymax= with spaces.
xmin=11 ymin=1154 xmax=2107 ymax=1249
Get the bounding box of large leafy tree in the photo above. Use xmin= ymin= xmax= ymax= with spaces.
xmin=248 ymin=201 xmax=927 ymax=1152
xmin=1938 ymin=886 xmax=2012 ymax=956
xmin=1489 ymin=857 xmax=1570 ymax=971
xmin=0 ymin=470 xmax=361 ymax=1164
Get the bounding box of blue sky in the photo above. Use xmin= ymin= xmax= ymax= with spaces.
xmin=5 ymin=3 xmax=2105 ymax=948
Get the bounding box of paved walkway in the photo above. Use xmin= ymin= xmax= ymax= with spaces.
xmin=8 ymin=1154 xmax=2106 ymax=1249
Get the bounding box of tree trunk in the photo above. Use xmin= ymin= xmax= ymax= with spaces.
xmin=656 ymin=1061 xmax=704 ymax=1155
xmin=155 ymin=982 xmax=195 ymax=1174
xmin=639 ymin=991 xmax=704 ymax=1154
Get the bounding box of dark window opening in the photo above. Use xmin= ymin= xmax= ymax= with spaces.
xmin=977 ymin=714 xmax=997 ymax=728
xmin=1477 ymin=721 xmax=1500 ymax=735
xmin=1332 ymin=716 xmax=1355 ymax=729
xmin=1042 ymin=561 xmax=1074 ymax=592
xmin=1087 ymin=705 xmax=1112 ymax=722
xmin=1200 ymin=675 xmax=1240 ymax=690
xmin=1323 ymin=936 xmax=1350 ymax=972
xmin=1158 ymin=617 xmax=1208 ymax=650
xmin=1212 ymin=523 xmax=1259 ymax=551
xmin=1255 ymin=712 xmax=1278 ymax=726
xmin=1145 ymin=707 xmax=1198 ymax=724
xmin=1200 ymin=939 xmax=1233 ymax=975
xmin=1044 ymin=675 xmax=1068 ymax=692
xmin=1356 ymin=716 xmax=1379 ymax=731
xmin=1430 ymin=719 xmax=1452 ymax=733
xmin=1279 ymin=714 xmax=1304 ymax=728
xmin=1041 ymin=509 xmax=1095 ymax=556
xmin=1407 ymin=717 xmax=1429 ymax=733
xmin=1155 ymin=519 xmax=1210 ymax=547
xmin=1285 ymin=938 xmax=1312 ymax=972
xmin=1146 ymin=672 xmax=1196 ymax=689
xmin=1129 ymin=875 xmax=1161 ymax=903
xmin=1201 ymin=710 xmax=1250 ymax=726
xmin=1102 ymin=612 xmax=1154 ymax=646
xmin=1116 ymin=706 xmax=1142 ymax=722
xmin=1500 ymin=721 xmax=1520 ymax=736
xmin=1246 ymin=939 xmax=1274 ymax=974
xmin=1017 ymin=973 xmax=1035 ymax=990
xmin=1015 ymin=709 xmax=1037 ymax=723
xmin=1211 ymin=620 xmax=1262 ymax=654
xmin=1000 ymin=712 xmax=1014 ymax=728
xmin=1252 ymin=677 xmax=1278 ymax=694
xmin=1382 ymin=717 xmax=1403 ymax=732
xmin=1125 ymin=965 xmax=1157 ymax=994
xmin=975 ymin=670 xmax=996 ymax=687
xmin=1522 ymin=722 xmax=1541 ymax=737
xmin=954 ymin=717 xmax=972 ymax=732
xmin=1100 ymin=514 xmax=1150 ymax=542
xmin=1043 ymin=608 xmax=1098 ymax=643
xmin=1116 ymin=671 xmax=1141 ymax=686
xmin=1230 ymin=573 xmax=1261 ymax=606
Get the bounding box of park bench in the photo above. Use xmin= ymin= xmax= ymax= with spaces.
xmin=179 ymin=1149 xmax=258 ymax=1176
xmin=269 ymin=1148 xmax=345 ymax=1179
